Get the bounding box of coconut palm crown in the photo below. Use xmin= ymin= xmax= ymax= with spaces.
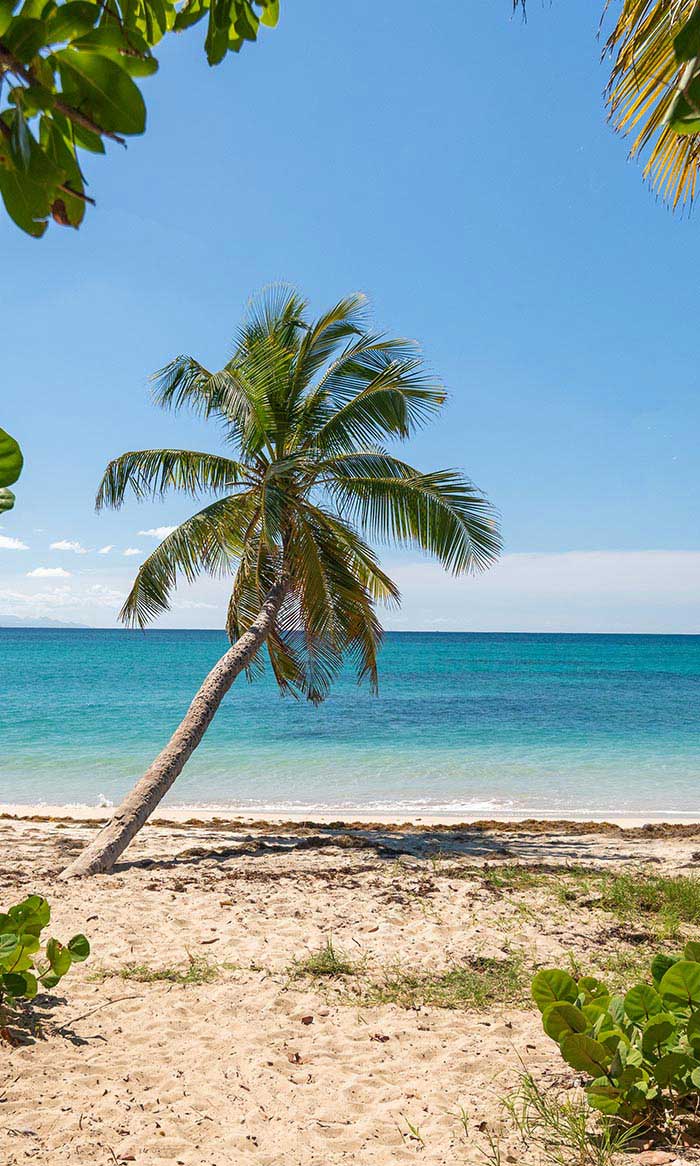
xmin=98 ymin=286 xmax=501 ymax=703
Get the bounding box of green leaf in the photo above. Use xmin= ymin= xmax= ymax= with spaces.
xmin=0 ymin=0 xmax=21 ymax=37
xmin=0 ymin=488 xmax=16 ymax=511
xmin=653 ymin=1051 xmax=699 ymax=1093
xmin=0 ymin=428 xmax=23 ymax=487
xmin=675 ymin=8 xmax=700 ymax=63
xmin=577 ymin=976 xmax=609 ymax=1005
xmin=3 ymin=15 xmax=47 ymax=60
xmin=586 ymin=1080 xmax=623 ymax=1116
xmin=260 ymin=0 xmax=278 ymax=27
xmin=45 ymin=0 xmax=97 ymax=42
xmin=641 ymin=1012 xmax=678 ymax=1057
xmin=623 ymin=983 xmax=664 ymax=1024
xmin=67 ymin=933 xmax=90 ymax=962
xmin=0 ymin=932 xmax=19 ymax=962
xmin=687 ymin=1010 xmax=700 ymax=1049
xmin=56 ymin=49 xmax=147 ymax=134
xmin=542 ymin=1002 xmax=588 ymax=1042
xmin=559 ymin=1033 xmax=612 ymax=1077
xmin=2 ymin=971 xmax=31 ymax=998
xmin=684 ymin=941 xmax=700 ymax=963
xmin=9 ymin=894 xmax=50 ymax=931
xmin=659 ymin=960 xmax=700 ymax=1011
xmin=46 ymin=937 xmax=72 ymax=977
xmin=651 ymin=953 xmax=680 ymax=986
xmin=531 ymin=969 xmax=578 ymax=1013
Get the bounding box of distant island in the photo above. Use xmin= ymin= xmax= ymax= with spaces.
xmin=0 ymin=614 xmax=90 ymax=629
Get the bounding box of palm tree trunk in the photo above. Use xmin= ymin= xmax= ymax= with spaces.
xmin=60 ymin=579 xmax=287 ymax=879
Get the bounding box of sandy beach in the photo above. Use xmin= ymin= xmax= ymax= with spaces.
xmin=3 ymin=811 xmax=700 ymax=1164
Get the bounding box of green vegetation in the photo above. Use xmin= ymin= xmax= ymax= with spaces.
xmin=480 ymin=1071 xmax=640 ymax=1166
xmin=358 ymin=955 xmax=527 ymax=1011
xmin=101 ymin=954 xmax=220 ymax=985
xmin=0 ymin=426 xmax=23 ymax=511
xmin=0 ymin=894 xmax=89 ymax=1016
xmin=533 ymin=941 xmax=700 ymax=1122
xmin=0 ymin=0 xmax=280 ymax=235
xmin=62 ymin=286 xmax=500 ymax=878
xmin=290 ymin=939 xmax=358 ymax=980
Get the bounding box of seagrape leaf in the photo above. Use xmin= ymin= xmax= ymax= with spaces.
xmin=542 ymin=1002 xmax=588 ymax=1042
xmin=559 ymin=1033 xmax=611 ymax=1077
xmin=685 ymin=941 xmax=700 ymax=963
xmin=624 ymin=983 xmax=664 ymax=1024
xmin=67 ymin=934 xmax=90 ymax=962
xmin=9 ymin=895 xmax=50 ymax=932
xmin=586 ymin=1080 xmax=622 ymax=1115
xmin=652 ymin=953 xmax=680 ymax=986
xmin=0 ymin=932 xmax=19 ymax=961
xmin=531 ymin=969 xmax=578 ymax=1012
xmin=653 ymin=1051 xmax=699 ymax=1093
xmin=659 ymin=960 xmax=700 ymax=1011
xmin=0 ymin=488 xmax=16 ymax=511
xmin=687 ymin=1010 xmax=700 ymax=1049
xmin=578 ymin=976 xmax=609 ymax=1004
xmin=56 ymin=49 xmax=147 ymax=134
xmin=46 ymin=937 xmax=72 ymax=977
xmin=641 ymin=1013 xmax=678 ymax=1057
xmin=0 ymin=427 xmax=24 ymax=488
xmin=2 ymin=971 xmax=33 ymax=998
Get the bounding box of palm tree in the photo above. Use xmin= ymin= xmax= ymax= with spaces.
xmin=61 ymin=286 xmax=501 ymax=878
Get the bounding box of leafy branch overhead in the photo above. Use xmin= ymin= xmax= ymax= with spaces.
xmin=515 ymin=0 xmax=700 ymax=208
xmin=0 ymin=0 xmax=280 ymax=236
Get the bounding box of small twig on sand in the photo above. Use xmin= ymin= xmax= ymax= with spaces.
xmin=57 ymin=995 xmax=143 ymax=1035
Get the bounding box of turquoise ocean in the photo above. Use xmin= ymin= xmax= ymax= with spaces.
xmin=2 ymin=630 xmax=699 ymax=818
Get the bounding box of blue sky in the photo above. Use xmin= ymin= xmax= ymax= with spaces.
xmin=2 ymin=0 xmax=699 ymax=630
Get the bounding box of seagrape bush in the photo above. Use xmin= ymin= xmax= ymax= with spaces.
xmin=533 ymin=943 xmax=700 ymax=1120
xmin=0 ymin=894 xmax=89 ymax=1007
xmin=0 ymin=426 xmax=23 ymax=512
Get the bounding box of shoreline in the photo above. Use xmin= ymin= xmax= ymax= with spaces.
xmin=5 ymin=801 xmax=700 ymax=830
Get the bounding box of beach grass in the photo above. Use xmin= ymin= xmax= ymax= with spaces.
xmin=289 ymin=938 xmax=360 ymax=980
xmin=355 ymin=954 xmax=528 ymax=1011
xmin=91 ymin=955 xmax=221 ymax=986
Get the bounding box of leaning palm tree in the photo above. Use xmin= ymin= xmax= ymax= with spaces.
xmin=61 ymin=287 xmax=501 ymax=878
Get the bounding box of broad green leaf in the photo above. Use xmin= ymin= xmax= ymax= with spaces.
xmin=0 ymin=932 xmax=19 ymax=961
xmin=542 ymin=1002 xmax=588 ymax=1042
xmin=46 ymin=937 xmax=72 ymax=977
xmin=651 ymin=953 xmax=680 ymax=986
xmin=641 ymin=1012 xmax=678 ymax=1058
xmin=684 ymin=941 xmax=700 ymax=962
xmin=577 ymin=976 xmax=609 ymax=1004
xmin=623 ymin=983 xmax=664 ymax=1024
xmin=653 ymin=1051 xmax=699 ymax=1093
xmin=67 ymin=933 xmax=90 ymax=962
xmin=0 ymin=428 xmax=23 ymax=487
xmin=0 ymin=0 xmax=21 ymax=36
xmin=45 ymin=0 xmax=98 ymax=42
xmin=659 ymin=960 xmax=700 ymax=1011
xmin=687 ymin=1010 xmax=700 ymax=1049
xmin=675 ymin=8 xmax=700 ymax=63
xmin=3 ymin=15 xmax=47 ymax=60
xmin=531 ymin=969 xmax=578 ymax=1012
xmin=10 ymin=895 xmax=50 ymax=930
xmin=56 ymin=49 xmax=147 ymax=134
xmin=2 ymin=971 xmax=31 ymax=997
xmin=559 ymin=1033 xmax=611 ymax=1077
xmin=586 ymin=1080 xmax=623 ymax=1116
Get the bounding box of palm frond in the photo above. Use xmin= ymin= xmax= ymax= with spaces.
xmin=120 ymin=493 xmax=257 ymax=627
xmin=327 ymin=460 xmax=501 ymax=574
xmin=605 ymin=0 xmax=700 ymax=207
xmin=96 ymin=449 xmax=249 ymax=510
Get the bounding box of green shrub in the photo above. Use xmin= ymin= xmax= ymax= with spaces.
xmin=0 ymin=894 xmax=89 ymax=1008
xmin=532 ymin=941 xmax=700 ymax=1121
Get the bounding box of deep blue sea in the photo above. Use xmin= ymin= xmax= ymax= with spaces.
xmin=2 ymin=630 xmax=699 ymax=817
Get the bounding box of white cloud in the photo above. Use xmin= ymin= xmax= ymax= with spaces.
xmin=0 ymin=534 xmax=29 ymax=551
xmin=139 ymin=526 xmax=176 ymax=538
xmin=27 ymin=567 xmax=71 ymax=578
xmin=123 ymin=547 xmax=141 ymax=556
xmin=50 ymin=539 xmax=87 ymax=555
xmin=98 ymin=545 xmax=114 ymax=555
